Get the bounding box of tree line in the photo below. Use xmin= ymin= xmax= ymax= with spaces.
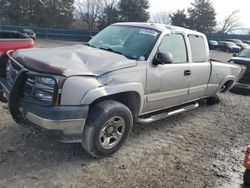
xmin=0 ymin=0 xmax=241 ymax=34
xmin=0 ymin=0 xmax=74 ymax=28
xmin=74 ymin=0 xmax=150 ymax=30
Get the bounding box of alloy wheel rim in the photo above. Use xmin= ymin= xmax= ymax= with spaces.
xmin=99 ymin=116 xmax=125 ymax=150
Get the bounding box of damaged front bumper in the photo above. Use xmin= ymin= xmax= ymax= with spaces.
xmin=0 ymin=52 xmax=88 ymax=143
xmin=21 ymin=102 xmax=88 ymax=143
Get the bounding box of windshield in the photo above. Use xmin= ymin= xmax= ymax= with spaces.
xmin=88 ymin=25 xmax=160 ymax=60
xmin=239 ymin=49 xmax=250 ymax=58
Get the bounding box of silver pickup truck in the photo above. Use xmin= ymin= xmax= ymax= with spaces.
xmin=0 ymin=23 xmax=246 ymax=158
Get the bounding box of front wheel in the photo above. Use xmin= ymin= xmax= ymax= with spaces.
xmin=81 ymin=100 xmax=133 ymax=158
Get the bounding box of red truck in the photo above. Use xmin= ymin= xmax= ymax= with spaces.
xmin=244 ymin=145 xmax=250 ymax=185
xmin=0 ymin=30 xmax=35 ymax=55
xmin=0 ymin=30 xmax=35 ymax=101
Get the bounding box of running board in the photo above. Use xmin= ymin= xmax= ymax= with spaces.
xmin=136 ymin=102 xmax=199 ymax=124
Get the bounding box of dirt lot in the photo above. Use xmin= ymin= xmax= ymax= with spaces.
xmin=35 ymin=39 xmax=83 ymax=48
xmin=0 ymin=40 xmax=249 ymax=188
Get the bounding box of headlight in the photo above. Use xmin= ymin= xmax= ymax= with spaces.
xmin=34 ymin=76 xmax=56 ymax=104
xmin=35 ymin=77 xmax=56 ymax=85
xmin=23 ymin=74 xmax=58 ymax=106
xmin=34 ymin=78 xmax=54 ymax=98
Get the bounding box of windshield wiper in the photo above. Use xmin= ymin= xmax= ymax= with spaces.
xmin=86 ymin=43 xmax=97 ymax=48
xmin=98 ymin=47 xmax=136 ymax=60
xmin=98 ymin=47 xmax=123 ymax=55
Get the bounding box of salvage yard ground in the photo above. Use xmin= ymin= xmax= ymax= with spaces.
xmin=0 ymin=40 xmax=249 ymax=188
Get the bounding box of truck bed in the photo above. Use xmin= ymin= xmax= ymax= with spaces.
xmin=0 ymin=31 xmax=35 ymax=54
xmin=206 ymin=60 xmax=246 ymax=96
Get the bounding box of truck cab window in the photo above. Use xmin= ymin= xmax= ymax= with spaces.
xmin=158 ymin=34 xmax=187 ymax=63
xmin=189 ymin=35 xmax=207 ymax=62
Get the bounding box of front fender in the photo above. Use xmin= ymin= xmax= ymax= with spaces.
xmin=81 ymin=82 xmax=145 ymax=114
xmin=61 ymin=76 xmax=101 ymax=105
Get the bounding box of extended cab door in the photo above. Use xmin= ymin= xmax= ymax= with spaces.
xmin=143 ymin=33 xmax=191 ymax=113
xmin=185 ymin=35 xmax=211 ymax=101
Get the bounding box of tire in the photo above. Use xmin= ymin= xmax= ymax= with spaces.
xmin=230 ymin=86 xmax=250 ymax=96
xmin=81 ymin=100 xmax=133 ymax=158
xmin=244 ymin=170 xmax=250 ymax=185
xmin=0 ymin=91 xmax=7 ymax=103
xmin=206 ymin=95 xmax=220 ymax=105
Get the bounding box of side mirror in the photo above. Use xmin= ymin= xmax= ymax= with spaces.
xmin=233 ymin=53 xmax=238 ymax=57
xmin=154 ymin=52 xmax=173 ymax=65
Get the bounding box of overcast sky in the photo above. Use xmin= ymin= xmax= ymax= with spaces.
xmin=149 ymin=0 xmax=250 ymax=27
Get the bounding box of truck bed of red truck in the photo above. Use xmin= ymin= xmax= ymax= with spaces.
xmin=0 ymin=31 xmax=35 ymax=55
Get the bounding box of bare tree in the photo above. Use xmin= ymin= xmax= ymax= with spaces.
xmin=97 ymin=0 xmax=119 ymax=29
xmin=75 ymin=0 xmax=102 ymax=31
xmin=220 ymin=10 xmax=241 ymax=33
xmin=152 ymin=11 xmax=171 ymax=24
xmin=99 ymin=0 xmax=117 ymax=9
xmin=75 ymin=0 xmax=119 ymax=31
xmin=38 ymin=0 xmax=45 ymax=7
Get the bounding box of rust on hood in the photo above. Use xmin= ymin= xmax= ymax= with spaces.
xmin=15 ymin=56 xmax=65 ymax=75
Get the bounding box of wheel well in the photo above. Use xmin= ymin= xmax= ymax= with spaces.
xmin=90 ymin=92 xmax=141 ymax=118
xmin=220 ymin=80 xmax=234 ymax=92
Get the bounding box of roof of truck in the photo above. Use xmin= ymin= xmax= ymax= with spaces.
xmin=114 ymin=22 xmax=204 ymax=36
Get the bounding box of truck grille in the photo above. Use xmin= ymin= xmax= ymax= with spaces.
xmin=5 ymin=58 xmax=58 ymax=106
xmin=22 ymin=74 xmax=57 ymax=106
xmin=6 ymin=60 xmax=22 ymax=87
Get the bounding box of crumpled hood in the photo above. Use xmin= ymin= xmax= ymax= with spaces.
xmin=14 ymin=45 xmax=137 ymax=77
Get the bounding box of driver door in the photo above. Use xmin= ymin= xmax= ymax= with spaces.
xmin=143 ymin=33 xmax=191 ymax=113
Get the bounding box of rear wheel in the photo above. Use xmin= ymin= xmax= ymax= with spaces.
xmin=244 ymin=170 xmax=250 ymax=185
xmin=81 ymin=100 xmax=133 ymax=158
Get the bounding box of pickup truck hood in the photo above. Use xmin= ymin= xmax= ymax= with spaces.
xmin=14 ymin=45 xmax=137 ymax=77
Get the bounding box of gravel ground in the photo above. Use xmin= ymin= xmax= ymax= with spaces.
xmin=0 ymin=40 xmax=249 ymax=188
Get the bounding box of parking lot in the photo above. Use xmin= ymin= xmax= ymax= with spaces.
xmin=0 ymin=40 xmax=249 ymax=188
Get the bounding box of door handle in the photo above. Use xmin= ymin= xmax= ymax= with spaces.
xmin=184 ymin=70 xmax=191 ymax=76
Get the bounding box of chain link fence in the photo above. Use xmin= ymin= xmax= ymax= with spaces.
xmin=206 ymin=33 xmax=250 ymax=41
xmin=1 ymin=24 xmax=250 ymax=42
xmin=0 ymin=25 xmax=98 ymax=42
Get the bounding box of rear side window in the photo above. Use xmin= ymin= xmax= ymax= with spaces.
xmin=189 ymin=35 xmax=207 ymax=62
xmin=159 ymin=34 xmax=187 ymax=63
